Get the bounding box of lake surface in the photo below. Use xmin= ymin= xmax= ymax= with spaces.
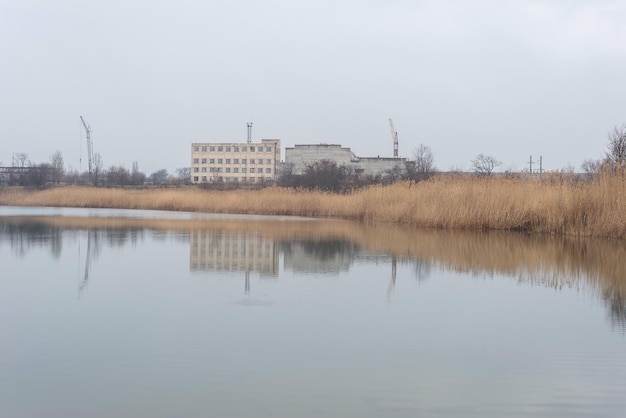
xmin=1 ymin=206 xmax=625 ymax=418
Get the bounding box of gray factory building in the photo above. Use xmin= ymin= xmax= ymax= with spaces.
xmin=284 ymin=144 xmax=406 ymax=177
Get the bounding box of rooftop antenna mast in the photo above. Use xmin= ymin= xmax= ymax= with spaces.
xmin=247 ymin=122 xmax=253 ymax=144
xmin=389 ymin=118 xmax=398 ymax=158
xmin=80 ymin=116 xmax=94 ymax=180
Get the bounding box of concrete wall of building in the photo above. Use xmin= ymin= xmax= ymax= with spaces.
xmin=284 ymin=144 xmax=357 ymax=174
xmin=285 ymin=143 xmax=405 ymax=177
xmin=191 ymin=139 xmax=281 ymax=184
xmin=355 ymin=157 xmax=407 ymax=177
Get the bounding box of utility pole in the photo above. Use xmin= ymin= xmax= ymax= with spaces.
xmin=529 ymin=155 xmax=544 ymax=176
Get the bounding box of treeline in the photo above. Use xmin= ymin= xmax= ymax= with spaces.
xmin=0 ymin=151 xmax=191 ymax=187
xmin=277 ymin=159 xmax=436 ymax=193
xmin=280 ymin=124 xmax=626 ymax=192
xmin=4 ymin=122 xmax=625 ymax=190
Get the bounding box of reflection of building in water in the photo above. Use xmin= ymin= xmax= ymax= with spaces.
xmin=282 ymin=240 xmax=357 ymax=274
xmin=190 ymin=230 xmax=278 ymax=277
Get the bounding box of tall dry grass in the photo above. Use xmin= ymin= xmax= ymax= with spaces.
xmin=1 ymin=172 xmax=625 ymax=238
xmin=348 ymin=172 xmax=626 ymax=238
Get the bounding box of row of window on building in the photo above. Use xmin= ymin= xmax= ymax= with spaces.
xmin=193 ymin=145 xmax=274 ymax=153
xmin=192 ymin=176 xmax=273 ymax=183
xmin=193 ymin=167 xmax=273 ymax=174
xmin=192 ymin=158 xmax=273 ymax=165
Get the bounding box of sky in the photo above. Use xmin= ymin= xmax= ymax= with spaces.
xmin=2 ymin=0 xmax=626 ymax=175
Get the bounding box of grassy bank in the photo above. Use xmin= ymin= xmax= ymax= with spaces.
xmin=1 ymin=172 xmax=625 ymax=239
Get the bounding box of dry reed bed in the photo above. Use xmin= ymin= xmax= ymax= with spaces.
xmin=1 ymin=173 xmax=625 ymax=238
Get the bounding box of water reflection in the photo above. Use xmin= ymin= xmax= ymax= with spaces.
xmin=0 ymin=220 xmax=65 ymax=259
xmin=190 ymin=230 xmax=279 ymax=276
xmin=1 ymin=215 xmax=625 ymax=329
xmin=0 ymin=218 xmax=147 ymax=298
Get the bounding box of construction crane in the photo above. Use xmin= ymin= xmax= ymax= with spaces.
xmin=389 ymin=118 xmax=398 ymax=158
xmin=247 ymin=122 xmax=253 ymax=144
xmin=80 ymin=116 xmax=94 ymax=179
xmin=78 ymin=230 xmax=96 ymax=299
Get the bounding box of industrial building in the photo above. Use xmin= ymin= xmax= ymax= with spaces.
xmin=190 ymin=118 xmax=403 ymax=183
xmin=284 ymin=144 xmax=407 ymax=177
xmin=190 ymin=140 xmax=405 ymax=183
xmin=190 ymin=139 xmax=281 ymax=184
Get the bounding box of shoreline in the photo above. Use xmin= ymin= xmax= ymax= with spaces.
xmin=1 ymin=173 xmax=625 ymax=239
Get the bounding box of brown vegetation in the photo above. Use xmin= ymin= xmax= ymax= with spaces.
xmin=1 ymin=171 xmax=625 ymax=239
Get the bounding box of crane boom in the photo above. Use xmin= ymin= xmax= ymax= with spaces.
xmin=389 ymin=118 xmax=398 ymax=158
xmin=80 ymin=116 xmax=94 ymax=179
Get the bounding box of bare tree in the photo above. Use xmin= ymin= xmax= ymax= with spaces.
xmin=49 ymin=151 xmax=64 ymax=184
xmin=278 ymin=163 xmax=299 ymax=187
xmin=92 ymin=153 xmax=104 ymax=186
xmin=175 ymin=167 xmax=191 ymax=181
xmin=605 ymin=124 xmax=626 ymax=173
xmin=382 ymin=164 xmax=404 ymax=184
xmin=14 ymin=152 xmax=29 ymax=167
xmin=26 ymin=163 xmax=53 ymax=186
xmin=107 ymin=165 xmax=131 ymax=186
xmin=302 ymin=160 xmax=355 ymax=192
xmin=581 ymin=158 xmax=602 ymax=178
xmin=471 ymin=154 xmax=501 ymax=176
xmin=149 ymin=169 xmax=169 ymax=184
xmin=65 ymin=168 xmax=81 ymax=184
xmin=410 ymin=144 xmax=436 ymax=181
xmin=130 ymin=161 xmax=146 ymax=185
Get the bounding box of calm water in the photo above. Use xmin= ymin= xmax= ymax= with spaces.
xmin=0 ymin=206 xmax=625 ymax=418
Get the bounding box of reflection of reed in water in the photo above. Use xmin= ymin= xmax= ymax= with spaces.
xmin=1 ymin=218 xmax=145 ymax=298
xmin=370 ymin=227 xmax=626 ymax=329
xmin=2 ymin=216 xmax=625 ymax=328
xmin=354 ymin=225 xmax=626 ymax=329
xmin=183 ymin=219 xmax=626 ymax=328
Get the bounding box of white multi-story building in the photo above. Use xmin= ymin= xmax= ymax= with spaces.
xmin=191 ymin=139 xmax=281 ymax=184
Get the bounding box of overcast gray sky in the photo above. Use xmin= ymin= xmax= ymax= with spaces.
xmin=2 ymin=0 xmax=625 ymax=175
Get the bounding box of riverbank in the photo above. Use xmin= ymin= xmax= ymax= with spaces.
xmin=1 ymin=173 xmax=625 ymax=239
